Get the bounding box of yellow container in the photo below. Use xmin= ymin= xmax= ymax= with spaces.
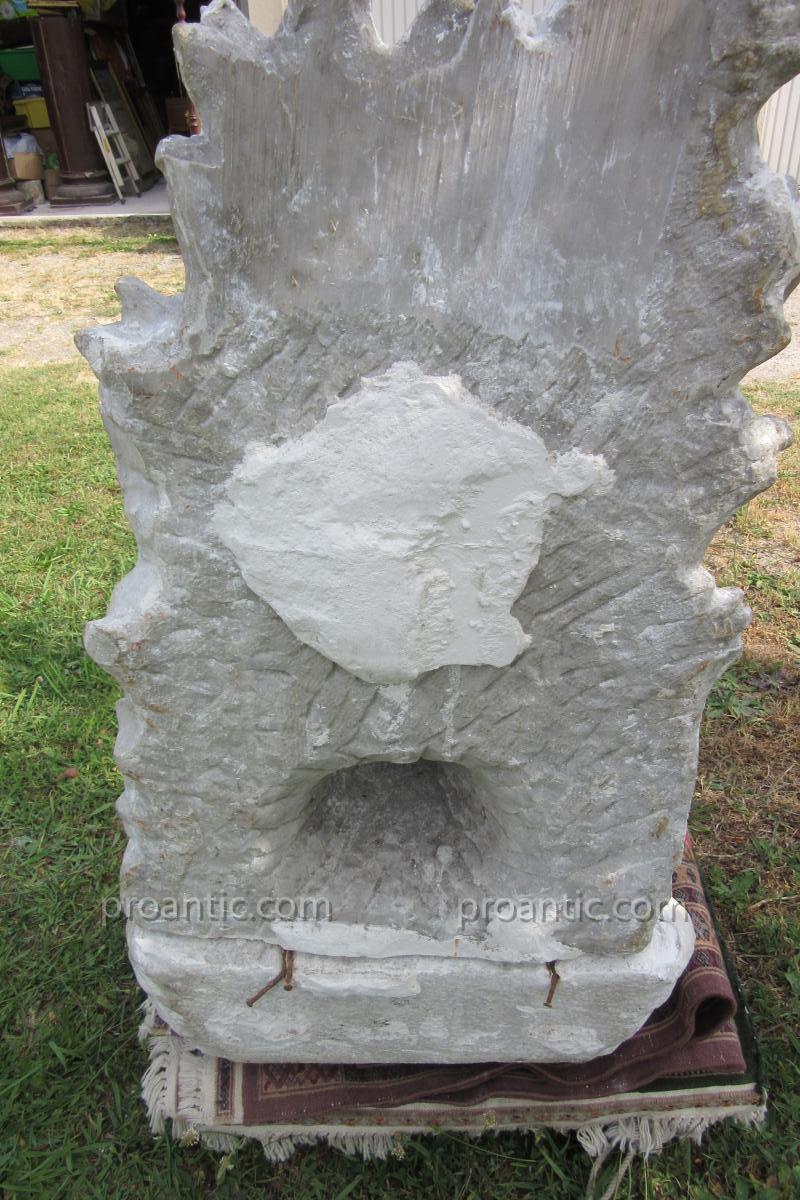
xmin=13 ymin=97 xmax=50 ymax=129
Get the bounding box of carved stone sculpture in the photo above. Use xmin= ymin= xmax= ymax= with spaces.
xmin=79 ymin=0 xmax=799 ymax=1063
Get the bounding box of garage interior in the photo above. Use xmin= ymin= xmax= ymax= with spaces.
xmin=0 ymin=0 xmax=284 ymax=214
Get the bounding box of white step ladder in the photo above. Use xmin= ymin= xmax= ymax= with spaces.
xmin=86 ymin=102 xmax=141 ymax=202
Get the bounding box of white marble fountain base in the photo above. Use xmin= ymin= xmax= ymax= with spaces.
xmin=129 ymin=899 xmax=694 ymax=1065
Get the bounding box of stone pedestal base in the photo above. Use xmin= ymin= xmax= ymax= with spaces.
xmin=50 ymin=171 xmax=116 ymax=206
xmin=129 ymin=900 xmax=694 ymax=1065
xmin=0 ymin=178 xmax=34 ymax=215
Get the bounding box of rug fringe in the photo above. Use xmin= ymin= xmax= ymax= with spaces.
xmin=137 ymin=1012 xmax=767 ymax=1182
xmin=324 ymin=1131 xmax=398 ymax=1160
xmin=579 ymin=1113 xmax=715 ymax=1158
xmin=139 ymin=1000 xmax=175 ymax=1136
xmin=175 ymin=1047 xmax=208 ymax=1124
xmin=139 ymin=999 xmax=237 ymax=1149
xmin=577 ymin=1107 xmax=768 ymax=1198
xmin=137 ymin=996 xmax=159 ymax=1043
xmin=200 ymin=1130 xmax=242 ymax=1153
xmin=260 ymin=1134 xmax=315 ymax=1162
xmin=577 ymin=1106 xmax=767 ymax=1160
xmin=256 ymin=1129 xmax=402 ymax=1161
xmin=258 ymin=1107 xmax=768 ymax=1171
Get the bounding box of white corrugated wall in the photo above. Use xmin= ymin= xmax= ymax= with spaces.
xmin=371 ymin=2 xmax=800 ymax=185
xmin=759 ymin=75 xmax=800 ymax=184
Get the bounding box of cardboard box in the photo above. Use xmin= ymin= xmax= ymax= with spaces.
xmin=11 ymin=152 xmax=43 ymax=181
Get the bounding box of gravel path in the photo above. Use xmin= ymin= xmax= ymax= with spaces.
xmin=0 ymin=238 xmax=183 ymax=368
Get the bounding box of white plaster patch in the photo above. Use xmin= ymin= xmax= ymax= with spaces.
xmin=213 ymin=362 xmax=606 ymax=683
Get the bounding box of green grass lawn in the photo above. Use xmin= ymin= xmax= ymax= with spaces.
xmin=1 ymin=361 xmax=798 ymax=1199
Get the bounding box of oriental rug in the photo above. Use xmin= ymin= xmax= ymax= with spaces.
xmin=140 ymin=839 xmax=764 ymax=1194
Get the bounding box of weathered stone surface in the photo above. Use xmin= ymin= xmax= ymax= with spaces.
xmin=79 ymin=0 xmax=799 ymax=1064
xmin=130 ymin=899 xmax=695 ymax=1064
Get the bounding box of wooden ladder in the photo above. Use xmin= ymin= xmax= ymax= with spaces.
xmin=86 ymin=102 xmax=141 ymax=202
